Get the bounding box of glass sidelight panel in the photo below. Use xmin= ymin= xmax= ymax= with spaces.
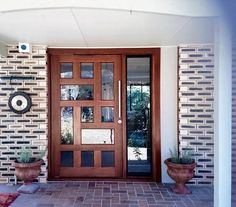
xmin=61 ymin=151 xmax=73 ymax=167
xmin=101 ymin=107 xmax=114 ymax=122
xmin=80 ymin=63 xmax=94 ymax=79
xmin=102 ymin=63 xmax=114 ymax=100
xmin=81 ymin=129 xmax=114 ymax=144
xmin=61 ymin=85 xmax=94 ymax=100
xmin=60 ymin=63 xmax=73 ymax=79
xmin=61 ymin=107 xmax=73 ymax=145
xmin=126 ymin=57 xmax=152 ymax=176
xmin=81 ymin=107 xmax=94 ymax=123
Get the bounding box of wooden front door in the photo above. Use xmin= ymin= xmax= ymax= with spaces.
xmin=50 ymin=55 xmax=122 ymax=178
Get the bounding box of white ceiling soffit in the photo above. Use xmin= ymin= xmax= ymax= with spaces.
xmin=0 ymin=0 xmax=219 ymax=17
xmin=0 ymin=7 xmax=216 ymax=47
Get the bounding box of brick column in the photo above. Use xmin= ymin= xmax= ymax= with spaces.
xmin=0 ymin=45 xmax=48 ymax=183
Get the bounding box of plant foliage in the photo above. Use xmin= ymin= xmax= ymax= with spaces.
xmin=169 ymin=146 xmax=195 ymax=164
xmin=17 ymin=146 xmax=46 ymax=163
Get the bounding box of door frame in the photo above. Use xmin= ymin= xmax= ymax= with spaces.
xmin=47 ymin=48 xmax=161 ymax=182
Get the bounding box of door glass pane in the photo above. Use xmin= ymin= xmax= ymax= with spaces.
xmin=102 ymin=63 xmax=114 ymax=100
xmin=61 ymin=151 xmax=73 ymax=167
xmin=101 ymin=107 xmax=114 ymax=122
xmin=61 ymin=85 xmax=94 ymax=100
xmin=81 ymin=129 xmax=114 ymax=144
xmin=61 ymin=107 xmax=73 ymax=145
xmin=101 ymin=151 xmax=115 ymax=167
xmin=81 ymin=107 xmax=94 ymax=123
xmin=80 ymin=63 xmax=94 ymax=79
xmin=127 ymin=57 xmax=152 ymax=176
xmin=81 ymin=151 xmax=94 ymax=167
xmin=60 ymin=63 xmax=73 ymax=79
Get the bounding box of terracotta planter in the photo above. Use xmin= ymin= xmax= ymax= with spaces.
xmin=164 ymin=158 xmax=196 ymax=194
xmin=13 ymin=159 xmax=44 ymax=185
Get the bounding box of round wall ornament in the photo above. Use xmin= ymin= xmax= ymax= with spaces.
xmin=8 ymin=92 xmax=32 ymax=114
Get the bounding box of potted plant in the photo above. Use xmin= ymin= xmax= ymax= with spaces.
xmin=164 ymin=147 xmax=196 ymax=194
xmin=13 ymin=147 xmax=45 ymax=193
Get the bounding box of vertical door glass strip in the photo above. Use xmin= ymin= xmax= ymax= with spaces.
xmin=61 ymin=106 xmax=73 ymax=145
xmin=102 ymin=63 xmax=114 ymax=100
xmin=126 ymin=57 xmax=152 ymax=176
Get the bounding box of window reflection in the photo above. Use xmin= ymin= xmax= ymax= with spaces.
xmin=80 ymin=63 xmax=94 ymax=79
xmin=101 ymin=107 xmax=114 ymax=122
xmin=126 ymin=57 xmax=151 ymax=176
xmin=60 ymin=63 xmax=73 ymax=79
xmin=81 ymin=107 xmax=94 ymax=123
xmin=61 ymin=85 xmax=94 ymax=100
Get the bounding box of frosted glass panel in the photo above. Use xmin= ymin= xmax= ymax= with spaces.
xmin=81 ymin=129 xmax=114 ymax=144
xmin=102 ymin=63 xmax=114 ymax=100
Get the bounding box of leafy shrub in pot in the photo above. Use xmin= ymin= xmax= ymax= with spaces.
xmin=13 ymin=147 xmax=45 ymax=185
xmin=164 ymin=147 xmax=196 ymax=194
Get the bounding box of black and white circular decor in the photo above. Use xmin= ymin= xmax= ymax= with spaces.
xmin=8 ymin=92 xmax=32 ymax=114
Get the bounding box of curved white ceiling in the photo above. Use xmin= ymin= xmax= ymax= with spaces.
xmin=0 ymin=1 xmax=217 ymax=47
xmin=0 ymin=0 xmax=219 ymax=17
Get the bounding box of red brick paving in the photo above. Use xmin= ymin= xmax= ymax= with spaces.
xmin=6 ymin=181 xmax=214 ymax=207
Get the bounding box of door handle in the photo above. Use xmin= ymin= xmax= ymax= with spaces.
xmin=118 ymin=80 xmax=122 ymax=124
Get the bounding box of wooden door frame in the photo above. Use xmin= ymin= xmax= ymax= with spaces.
xmin=47 ymin=48 xmax=161 ymax=182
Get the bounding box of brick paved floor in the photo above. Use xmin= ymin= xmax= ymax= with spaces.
xmin=0 ymin=181 xmax=213 ymax=207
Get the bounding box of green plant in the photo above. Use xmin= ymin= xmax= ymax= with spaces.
xmin=17 ymin=147 xmax=46 ymax=163
xmin=169 ymin=146 xmax=194 ymax=164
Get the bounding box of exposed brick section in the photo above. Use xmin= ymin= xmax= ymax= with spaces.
xmin=0 ymin=45 xmax=47 ymax=184
xmin=178 ymin=45 xmax=214 ymax=185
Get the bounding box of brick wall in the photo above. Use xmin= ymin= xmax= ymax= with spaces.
xmin=178 ymin=45 xmax=214 ymax=185
xmin=0 ymin=44 xmax=215 ymax=185
xmin=0 ymin=45 xmax=48 ymax=183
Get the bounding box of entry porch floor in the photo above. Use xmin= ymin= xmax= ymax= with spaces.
xmin=0 ymin=181 xmax=213 ymax=207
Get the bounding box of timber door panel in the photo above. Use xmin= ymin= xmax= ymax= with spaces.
xmin=51 ymin=55 xmax=122 ymax=178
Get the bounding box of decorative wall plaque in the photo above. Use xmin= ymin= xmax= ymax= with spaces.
xmin=8 ymin=91 xmax=32 ymax=114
